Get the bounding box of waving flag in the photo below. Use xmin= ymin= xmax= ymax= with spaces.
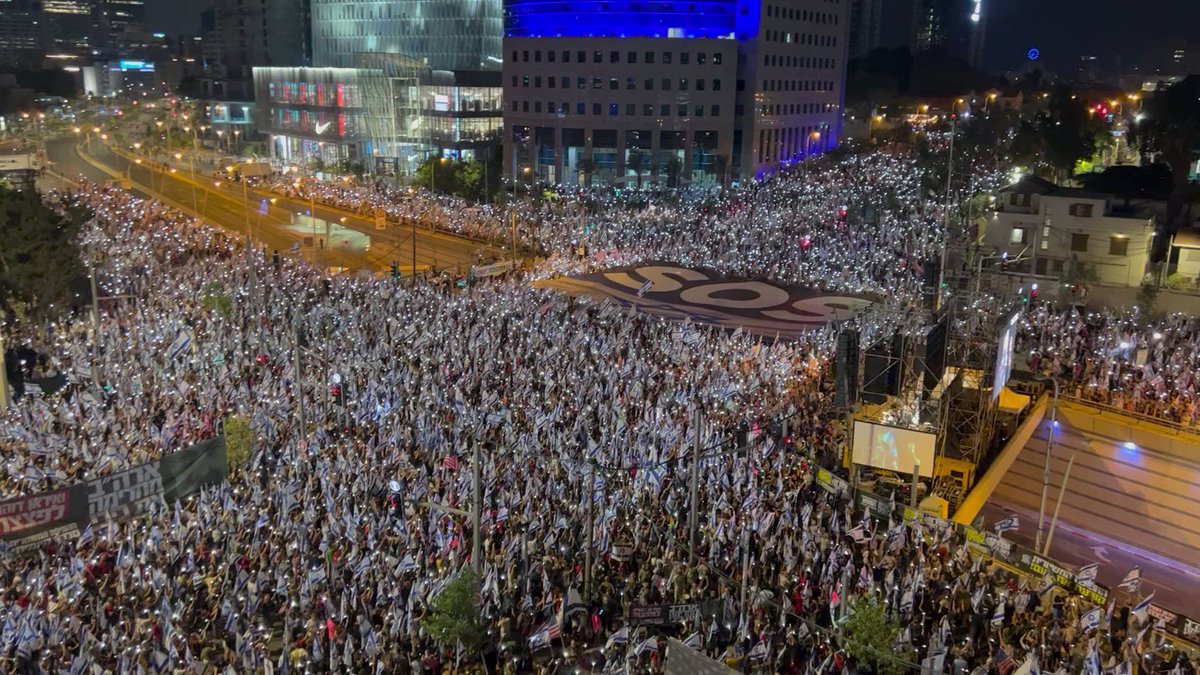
xmin=1079 ymin=608 xmax=1101 ymax=632
xmin=1076 ymin=562 xmax=1099 ymax=584
xmin=993 ymin=514 xmax=1020 ymax=534
xmin=1118 ymin=567 xmax=1141 ymax=592
xmin=637 ymin=279 xmax=653 ymax=297
xmin=1132 ymin=592 xmax=1155 ymax=623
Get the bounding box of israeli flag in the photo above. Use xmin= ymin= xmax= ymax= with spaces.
xmin=991 ymin=601 xmax=1005 ymax=626
xmin=1118 ymin=567 xmax=1141 ymax=592
xmin=167 ymin=330 xmax=191 ymax=361
xmin=993 ymin=514 xmax=1020 ymax=534
xmin=77 ymin=525 xmax=94 ymax=548
xmin=1076 ymin=562 xmax=1099 ymax=584
xmin=1079 ymin=608 xmax=1101 ymax=633
xmin=604 ymin=626 xmax=628 ymax=652
xmin=398 ymin=554 xmax=418 ymax=573
xmin=1132 ymin=591 xmax=1155 ymax=622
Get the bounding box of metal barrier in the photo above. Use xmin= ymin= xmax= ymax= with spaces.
xmin=1060 ymin=392 xmax=1200 ymax=439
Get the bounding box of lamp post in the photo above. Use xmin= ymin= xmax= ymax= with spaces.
xmin=1035 ymin=378 xmax=1060 ymax=552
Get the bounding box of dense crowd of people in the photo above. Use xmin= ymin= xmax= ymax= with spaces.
xmin=1019 ymin=306 xmax=1200 ymax=426
xmin=0 ymin=160 xmax=1194 ymax=675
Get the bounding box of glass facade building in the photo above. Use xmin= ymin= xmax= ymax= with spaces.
xmin=310 ymin=0 xmax=504 ymax=72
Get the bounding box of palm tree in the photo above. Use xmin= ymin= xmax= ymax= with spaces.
xmin=627 ymin=151 xmax=647 ymax=189
xmin=577 ymin=157 xmax=596 ymax=188
xmin=665 ymin=156 xmax=683 ymax=189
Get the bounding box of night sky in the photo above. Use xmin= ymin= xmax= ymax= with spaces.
xmin=146 ymin=0 xmax=1192 ymax=76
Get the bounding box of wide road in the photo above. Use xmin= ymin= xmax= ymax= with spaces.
xmin=45 ymin=138 xmax=487 ymax=275
xmin=981 ymin=405 xmax=1200 ymax=617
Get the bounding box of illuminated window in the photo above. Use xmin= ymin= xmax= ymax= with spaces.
xmin=1010 ymin=227 xmax=1026 ymax=245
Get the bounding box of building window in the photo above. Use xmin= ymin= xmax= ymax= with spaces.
xmin=548 ymin=77 xmax=555 ymax=89
xmin=713 ymin=52 xmax=722 ymax=65
xmin=661 ymin=104 xmax=670 ymax=116
xmin=1069 ymin=203 xmax=1095 ymax=217
xmin=522 ymin=76 xmax=530 ymax=87
xmin=563 ymin=50 xmax=570 ymax=62
xmin=680 ymin=52 xmax=689 ymax=64
xmin=662 ymin=51 xmax=672 ymax=64
xmin=522 ymin=50 xmax=529 ymax=62
xmin=534 ymin=101 xmax=542 ymax=113
xmin=577 ymin=50 xmax=585 ymax=62
xmin=711 ymin=104 xmax=720 ymax=117
xmin=1010 ymin=227 xmax=1026 ymax=245
xmin=662 ymin=78 xmax=671 ymax=90
xmin=548 ymin=51 xmax=555 ymax=63
xmin=644 ymin=104 xmax=654 ymax=116
xmin=1109 ymin=236 xmax=1129 ymax=256
xmin=678 ymin=104 xmax=687 ymax=116
xmin=695 ymin=105 xmax=704 ymax=117
xmin=511 ymin=76 xmax=517 ymax=87
xmin=534 ymin=50 xmax=541 ymax=62
xmin=626 ymin=77 xmax=636 ymax=90
xmin=644 ymin=79 xmax=654 ymax=90
xmin=511 ymin=50 xmax=517 ymax=62
xmin=626 ymin=103 xmax=636 ymax=116
xmin=1041 ymin=225 xmax=1050 ymax=250
xmin=712 ymin=79 xmax=721 ymax=91
xmin=627 ymin=51 xmax=637 ymax=63
xmin=562 ymin=77 xmax=569 ymax=88
xmin=1071 ymin=233 xmax=1089 ymax=252
xmin=679 ymin=78 xmax=688 ymax=91
xmin=593 ymin=50 xmax=602 ymax=63
xmin=609 ymin=103 xmax=619 ymax=116
xmin=610 ymin=51 xmax=619 ymax=63
xmin=577 ymin=102 xmax=585 ymax=115
xmin=645 ymin=51 xmax=655 ymax=64
xmin=534 ymin=76 xmax=541 ymax=88
xmin=592 ymin=77 xmax=602 ymax=89
xmin=522 ymin=101 xmax=529 ymax=112
xmin=593 ymin=103 xmax=601 ymax=115
xmin=609 ymin=78 xmax=618 ymax=90
xmin=696 ymin=79 xmax=705 ymax=91
xmin=577 ymin=77 xmax=586 ymax=90
xmin=697 ymin=53 xmax=706 ymax=65
xmin=560 ymin=103 xmax=568 ymax=114
xmin=1010 ymin=193 xmax=1029 ymax=207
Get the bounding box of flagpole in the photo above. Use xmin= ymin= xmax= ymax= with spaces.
xmin=1042 ymin=451 xmax=1076 ymax=556
xmin=584 ymin=460 xmax=594 ymax=603
xmin=688 ymin=405 xmax=702 ymax=565
xmin=1035 ymin=378 xmax=1059 ymax=552
xmin=471 ymin=439 xmax=482 ymax=572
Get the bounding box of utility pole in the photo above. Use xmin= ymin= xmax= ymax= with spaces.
xmin=471 ymin=440 xmax=482 ymax=572
xmin=1042 ymin=451 xmax=1076 ymax=556
xmin=293 ymin=311 xmax=306 ymax=436
xmin=1035 ymin=379 xmax=1059 ymax=552
xmin=584 ymin=461 xmax=595 ymax=602
xmin=688 ymin=406 xmax=702 ymax=564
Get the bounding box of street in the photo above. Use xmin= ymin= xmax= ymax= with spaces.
xmin=982 ymin=410 xmax=1200 ymax=616
xmin=44 ymin=138 xmax=487 ymax=275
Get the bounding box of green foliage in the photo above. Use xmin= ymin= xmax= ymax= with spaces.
xmin=842 ymin=596 xmax=908 ymax=675
xmin=201 ymin=282 xmax=232 ymax=318
xmin=421 ymin=569 xmax=488 ymax=658
xmin=223 ymin=415 xmax=255 ymax=471
xmin=0 ymin=186 xmax=88 ymax=321
xmin=1136 ymin=281 xmax=1160 ymax=316
xmin=1133 ymin=76 xmax=1200 ymax=257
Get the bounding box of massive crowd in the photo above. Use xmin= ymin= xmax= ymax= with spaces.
xmin=1019 ymin=306 xmax=1200 ymax=426
xmin=0 ymin=161 xmax=1194 ymax=675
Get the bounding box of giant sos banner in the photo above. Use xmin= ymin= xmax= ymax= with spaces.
xmin=541 ymin=263 xmax=880 ymax=338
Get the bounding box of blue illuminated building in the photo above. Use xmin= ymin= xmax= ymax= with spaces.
xmin=502 ymin=0 xmax=848 ymax=187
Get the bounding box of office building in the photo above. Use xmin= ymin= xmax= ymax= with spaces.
xmin=254 ymin=54 xmax=502 ymax=174
xmin=847 ymin=0 xmax=882 ymax=60
xmin=93 ymin=0 xmax=146 ymax=55
xmin=310 ymin=0 xmax=503 ymax=72
xmin=0 ymin=0 xmax=44 ymax=67
xmin=204 ymin=0 xmax=311 ymax=100
xmin=43 ymin=0 xmax=95 ymax=55
xmin=502 ymin=0 xmax=849 ymax=187
xmin=910 ymin=0 xmax=984 ymax=69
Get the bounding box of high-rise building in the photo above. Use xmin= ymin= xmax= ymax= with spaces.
xmin=847 ymin=0 xmax=882 ymax=60
xmin=0 ymin=0 xmax=44 ymax=67
xmin=910 ymin=0 xmax=984 ymax=69
xmin=502 ymin=0 xmax=849 ymax=186
xmin=42 ymin=0 xmax=95 ymax=55
xmin=310 ymin=0 xmax=503 ymax=72
xmin=204 ymin=0 xmax=311 ymax=99
xmin=93 ymin=0 xmax=146 ymax=55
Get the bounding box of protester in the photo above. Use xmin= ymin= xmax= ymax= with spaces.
xmin=0 ymin=171 xmax=1192 ymax=675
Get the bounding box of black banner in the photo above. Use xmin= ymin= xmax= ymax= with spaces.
xmin=0 ymin=436 xmax=227 ymax=554
xmin=627 ymin=602 xmax=721 ymax=627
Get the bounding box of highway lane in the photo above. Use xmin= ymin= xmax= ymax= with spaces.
xmin=981 ymin=412 xmax=1200 ymax=617
xmin=46 ymin=138 xmax=488 ymax=275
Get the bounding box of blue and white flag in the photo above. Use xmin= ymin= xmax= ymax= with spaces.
xmin=991 ymin=601 xmax=1006 ymax=626
xmin=604 ymin=626 xmax=628 ymax=652
xmin=993 ymin=514 xmax=1019 ymax=534
xmin=1132 ymin=592 xmax=1155 ymax=622
xmin=167 ymin=330 xmax=192 ymax=361
xmin=1118 ymin=567 xmax=1141 ymax=592
xmin=633 ymin=636 xmax=658 ymax=656
xmin=1076 ymin=563 xmax=1099 ymax=584
xmin=150 ymin=650 xmax=170 ymax=673
xmin=77 ymin=525 xmax=94 ymax=548
xmin=636 ymin=279 xmax=653 ymax=297
xmin=1079 ymin=608 xmax=1102 ymax=633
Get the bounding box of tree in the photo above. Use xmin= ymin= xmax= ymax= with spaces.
xmin=1133 ymin=75 xmax=1200 ymax=259
xmin=1041 ymin=85 xmax=1099 ymax=183
xmin=841 ymin=596 xmax=908 ymax=675
xmin=422 ymin=569 xmax=488 ymax=662
xmin=0 ymin=187 xmax=87 ymax=322
xmin=577 ymin=157 xmax=596 ymax=188
xmin=665 ymin=156 xmax=683 ymax=188
xmin=223 ymin=415 xmax=255 ymax=472
xmin=627 ymin=151 xmax=647 ymax=189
